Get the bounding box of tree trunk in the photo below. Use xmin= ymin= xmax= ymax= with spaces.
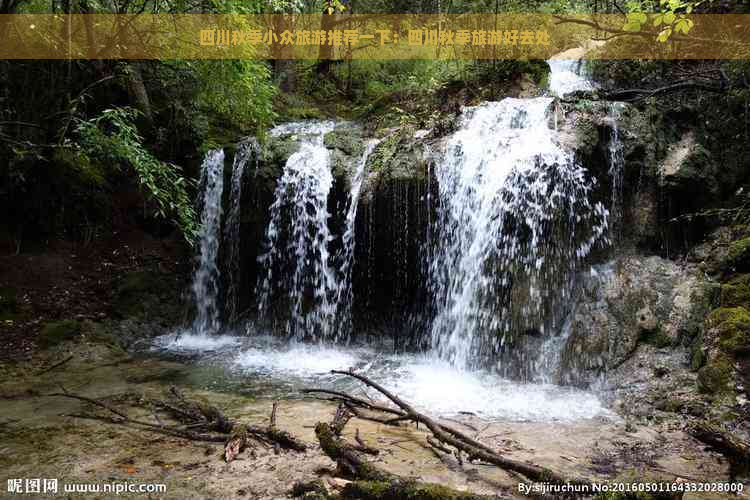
xmin=124 ymin=61 xmax=154 ymax=128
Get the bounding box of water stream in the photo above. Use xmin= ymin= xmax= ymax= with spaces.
xmin=428 ymin=97 xmax=609 ymax=375
xmin=224 ymin=140 xmax=259 ymax=323
xmin=255 ymin=121 xmax=338 ymax=341
xmin=187 ymin=149 xmax=225 ymax=336
xmin=154 ymin=60 xmax=618 ymax=422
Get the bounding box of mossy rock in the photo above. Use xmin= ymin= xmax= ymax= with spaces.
xmin=367 ymin=128 xmax=426 ymax=183
xmin=264 ymin=134 xmax=301 ymax=167
xmin=324 ymin=128 xmax=364 ymax=157
xmin=37 ymin=320 xmax=81 ymax=348
xmin=341 ymin=479 xmax=490 ymax=500
xmin=720 ymin=273 xmax=750 ymax=308
xmin=707 ymin=306 xmax=750 ymax=353
xmin=690 ymin=336 xmax=706 ymax=371
xmin=723 ymin=237 xmax=750 ymax=273
xmin=697 ymin=354 xmax=735 ymax=395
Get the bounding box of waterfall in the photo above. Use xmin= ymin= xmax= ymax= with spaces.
xmin=190 ymin=149 xmax=225 ymax=335
xmin=255 ymin=121 xmax=338 ymax=341
xmin=428 ymin=97 xmax=609 ymax=375
xmin=224 ymin=140 xmax=259 ymax=323
xmin=608 ymin=103 xmax=625 ymax=237
xmin=547 ymin=59 xmax=593 ymax=96
xmin=335 ymin=140 xmax=379 ymax=337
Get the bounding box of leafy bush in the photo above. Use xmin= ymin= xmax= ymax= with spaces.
xmin=75 ymin=107 xmax=198 ymax=243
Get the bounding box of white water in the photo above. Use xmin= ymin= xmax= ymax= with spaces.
xmin=224 ymin=140 xmax=257 ymax=323
xmin=608 ymin=103 xmax=625 ymax=237
xmin=428 ymin=98 xmax=609 ymax=372
xmin=189 ymin=149 xmax=225 ymax=336
xmin=151 ymin=335 xmax=609 ymax=421
xmin=334 ymin=140 xmax=379 ymax=336
xmin=256 ymin=121 xmax=338 ymax=341
xmin=154 ymin=332 xmax=241 ymax=351
xmin=152 ymin=62 xmax=617 ymax=423
xmin=547 ymin=59 xmax=593 ymax=96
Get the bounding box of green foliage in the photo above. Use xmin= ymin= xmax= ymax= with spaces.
xmin=75 ymin=107 xmax=198 ymax=243
xmin=624 ymin=0 xmax=703 ymax=42
xmin=165 ymin=60 xmax=276 ymax=139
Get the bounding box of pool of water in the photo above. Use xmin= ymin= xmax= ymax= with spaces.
xmin=145 ymin=331 xmax=612 ymax=422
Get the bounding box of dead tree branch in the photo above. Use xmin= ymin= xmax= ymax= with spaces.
xmin=321 ymin=370 xmax=592 ymax=487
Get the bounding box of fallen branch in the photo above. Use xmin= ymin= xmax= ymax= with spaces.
xmin=327 ymin=369 xmax=592 ymax=487
xmin=49 ymin=387 xmax=307 ymax=460
xmin=311 ymin=411 xmax=498 ymax=500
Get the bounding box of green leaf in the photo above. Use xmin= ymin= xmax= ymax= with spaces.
xmin=656 ymin=27 xmax=672 ymax=42
xmin=653 ymin=14 xmax=663 ymax=26
xmin=624 ymin=21 xmax=642 ymax=31
xmin=663 ymin=11 xmax=676 ymax=24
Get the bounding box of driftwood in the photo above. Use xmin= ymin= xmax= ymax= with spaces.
xmin=312 ymin=370 xmax=592 ymax=488
xmin=304 ymin=403 xmax=499 ymax=500
xmin=49 ymin=386 xmax=307 ymax=462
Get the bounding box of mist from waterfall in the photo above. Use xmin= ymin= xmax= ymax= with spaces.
xmin=190 ymin=149 xmax=225 ymax=336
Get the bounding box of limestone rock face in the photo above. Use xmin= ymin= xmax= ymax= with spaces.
xmin=559 ymin=256 xmax=714 ymax=388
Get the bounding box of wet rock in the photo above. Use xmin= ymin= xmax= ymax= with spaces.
xmin=706 ymin=306 xmax=750 ymax=354
xmin=697 ymin=353 xmax=735 ymax=395
xmin=688 ymin=225 xmax=750 ymax=276
xmin=560 ymin=255 xmax=712 ymax=387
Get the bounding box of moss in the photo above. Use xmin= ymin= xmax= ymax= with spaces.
xmin=37 ymin=320 xmax=81 ymax=348
xmin=324 ymin=128 xmax=364 ymax=157
xmin=720 ymin=273 xmax=750 ymax=307
xmin=366 ymin=128 xmax=426 ymax=184
xmin=697 ymin=354 xmax=735 ymax=395
xmin=690 ymin=338 xmax=706 ymax=371
xmin=342 ymin=479 xmax=489 ymax=500
xmin=655 ymin=398 xmax=683 ymax=413
xmin=724 ymin=237 xmax=750 ymax=272
xmin=707 ymin=306 xmax=750 ymax=353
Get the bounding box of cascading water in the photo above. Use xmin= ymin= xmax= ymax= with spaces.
xmin=154 ymin=63 xmax=616 ymax=422
xmin=608 ymin=103 xmax=625 ymax=237
xmin=224 ymin=140 xmax=259 ymax=323
xmin=428 ymin=87 xmax=609 ymax=376
xmin=255 ymin=121 xmax=339 ymax=341
xmin=547 ymin=58 xmax=594 ymax=96
xmin=190 ymin=149 xmax=225 ymax=336
xmin=334 ymin=140 xmax=379 ymax=336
